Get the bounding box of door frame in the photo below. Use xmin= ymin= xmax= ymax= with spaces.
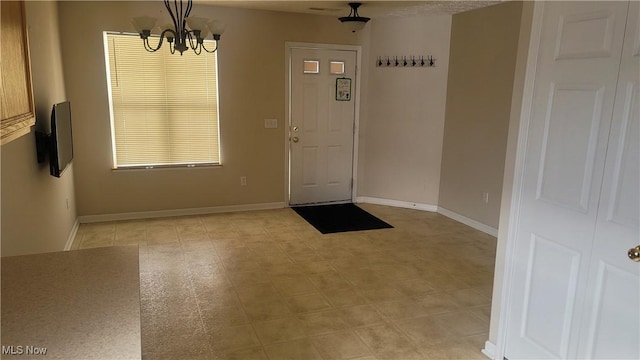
xmin=490 ymin=0 xmax=603 ymax=358
xmin=284 ymin=42 xmax=362 ymax=206
xmin=493 ymin=1 xmax=544 ymax=359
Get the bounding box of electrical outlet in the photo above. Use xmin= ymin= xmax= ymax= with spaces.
xmin=240 ymin=176 xmax=247 ymax=186
xmin=482 ymin=192 xmax=489 ymax=204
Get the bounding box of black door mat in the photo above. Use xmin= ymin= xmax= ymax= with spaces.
xmin=292 ymin=203 xmax=393 ymax=234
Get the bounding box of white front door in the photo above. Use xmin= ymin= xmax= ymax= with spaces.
xmin=289 ymin=47 xmax=357 ymax=205
xmin=505 ymin=1 xmax=638 ymax=359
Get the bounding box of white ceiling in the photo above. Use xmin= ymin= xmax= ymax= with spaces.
xmin=196 ymin=1 xmax=505 ymax=18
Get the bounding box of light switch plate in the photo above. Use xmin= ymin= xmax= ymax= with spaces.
xmin=264 ymin=118 xmax=278 ymax=129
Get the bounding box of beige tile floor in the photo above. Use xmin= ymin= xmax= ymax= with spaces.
xmin=74 ymin=204 xmax=496 ymax=360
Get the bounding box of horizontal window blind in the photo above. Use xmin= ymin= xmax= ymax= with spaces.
xmin=105 ymin=33 xmax=220 ymax=168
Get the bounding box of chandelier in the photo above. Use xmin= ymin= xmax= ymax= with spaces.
xmin=131 ymin=0 xmax=225 ymax=55
xmin=338 ymin=3 xmax=370 ymax=33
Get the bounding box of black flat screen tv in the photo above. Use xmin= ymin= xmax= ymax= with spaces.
xmin=49 ymin=101 xmax=74 ymax=177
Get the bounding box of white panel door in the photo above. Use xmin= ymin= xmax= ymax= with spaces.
xmin=577 ymin=3 xmax=639 ymax=358
xmin=289 ymin=48 xmax=356 ymax=205
xmin=505 ymin=2 xmax=630 ymax=359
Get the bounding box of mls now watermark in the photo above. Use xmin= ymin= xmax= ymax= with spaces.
xmin=2 ymin=345 xmax=48 ymax=356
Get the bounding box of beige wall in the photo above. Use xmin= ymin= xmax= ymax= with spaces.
xmin=360 ymin=15 xmax=452 ymax=205
xmin=1 ymin=0 xmax=77 ymax=257
xmin=57 ymin=1 xmax=365 ymax=216
xmin=438 ymin=1 xmax=524 ymax=229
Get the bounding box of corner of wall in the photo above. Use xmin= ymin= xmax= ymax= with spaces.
xmin=438 ymin=1 xmax=525 ymax=230
xmin=360 ymin=14 xmax=452 ymax=205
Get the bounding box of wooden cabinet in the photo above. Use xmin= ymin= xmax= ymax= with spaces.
xmin=1 ymin=0 xmax=35 ymax=145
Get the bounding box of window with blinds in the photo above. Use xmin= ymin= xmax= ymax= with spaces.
xmin=104 ymin=32 xmax=220 ymax=168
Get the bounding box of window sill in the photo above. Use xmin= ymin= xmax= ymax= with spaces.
xmin=111 ymin=164 xmax=222 ymax=172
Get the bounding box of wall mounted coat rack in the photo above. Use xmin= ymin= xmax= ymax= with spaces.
xmin=376 ymin=55 xmax=436 ymax=67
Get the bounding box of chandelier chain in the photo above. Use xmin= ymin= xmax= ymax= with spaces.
xmin=132 ymin=0 xmax=223 ymax=55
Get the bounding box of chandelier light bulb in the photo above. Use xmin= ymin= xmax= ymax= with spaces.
xmin=132 ymin=16 xmax=157 ymax=34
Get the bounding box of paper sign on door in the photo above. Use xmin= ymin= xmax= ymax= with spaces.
xmin=336 ymin=78 xmax=351 ymax=101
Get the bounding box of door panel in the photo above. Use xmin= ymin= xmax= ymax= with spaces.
xmin=505 ymin=2 xmax=630 ymax=358
xmin=521 ymin=234 xmax=581 ymax=358
xmin=578 ymin=2 xmax=639 ymax=358
xmin=290 ymin=48 xmax=356 ymax=205
xmin=302 ymin=147 xmax=319 ymax=187
xmin=537 ymin=83 xmax=605 ymax=212
xmin=554 ymin=9 xmax=617 ymax=60
xmin=303 ymin=84 xmax=319 ymax=131
xmin=606 ymin=82 xmax=639 ymax=227
xmin=582 ymin=263 xmax=638 ymax=359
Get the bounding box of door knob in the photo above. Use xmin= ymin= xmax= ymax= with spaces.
xmin=291 ymin=136 xmax=299 ymax=143
xmin=629 ymin=246 xmax=640 ymax=262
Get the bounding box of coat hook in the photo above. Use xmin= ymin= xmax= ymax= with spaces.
xmin=375 ymin=55 xmax=435 ymax=69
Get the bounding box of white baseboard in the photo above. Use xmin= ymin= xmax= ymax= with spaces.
xmin=437 ymin=207 xmax=499 ymax=237
xmin=78 ymin=202 xmax=286 ymax=223
xmin=64 ymin=219 xmax=80 ymax=251
xmin=482 ymin=340 xmax=497 ymax=359
xmin=356 ymin=196 xmax=438 ymax=212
